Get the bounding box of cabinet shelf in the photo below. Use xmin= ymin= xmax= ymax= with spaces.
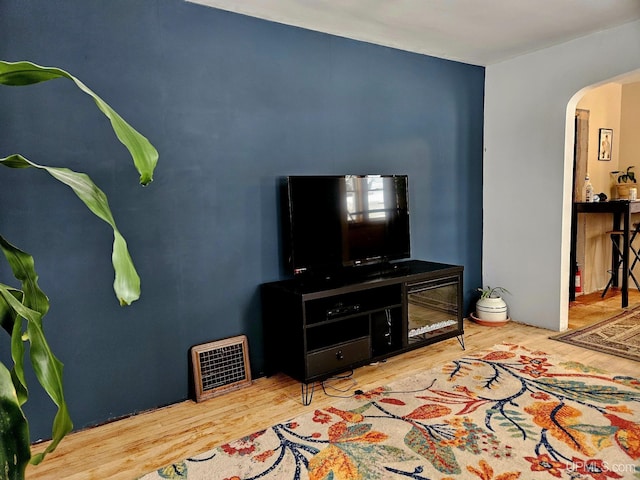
xmin=306 ymin=316 xmax=369 ymax=351
xmin=305 ymin=303 xmax=403 ymax=329
xmin=261 ymin=259 xmax=464 ymax=403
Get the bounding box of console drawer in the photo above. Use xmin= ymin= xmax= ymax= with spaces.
xmin=306 ymin=337 xmax=370 ymax=378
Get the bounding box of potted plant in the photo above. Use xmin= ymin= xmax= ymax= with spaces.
xmin=611 ymin=166 xmax=637 ymax=199
xmin=0 ymin=61 xmax=158 ymax=480
xmin=472 ymin=286 xmax=510 ymax=326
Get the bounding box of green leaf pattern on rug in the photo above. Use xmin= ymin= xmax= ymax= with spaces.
xmin=489 ymin=408 xmax=538 ymax=440
xmin=404 ymin=425 xmax=459 ymax=474
xmin=156 ymin=461 xmax=187 ymax=479
xmin=560 ymin=361 xmax=608 ymax=374
xmin=309 ymin=442 xmax=415 ymax=479
xmin=533 ymin=378 xmax=640 ymax=405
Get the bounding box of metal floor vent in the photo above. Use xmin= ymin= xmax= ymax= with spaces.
xmin=191 ymin=335 xmax=252 ymax=402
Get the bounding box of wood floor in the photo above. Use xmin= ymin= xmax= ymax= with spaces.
xmin=568 ymin=287 xmax=640 ymax=329
xmin=28 ymin=289 xmax=640 ymax=480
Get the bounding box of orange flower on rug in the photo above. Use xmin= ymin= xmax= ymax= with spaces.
xmin=140 ymin=344 xmax=640 ymax=479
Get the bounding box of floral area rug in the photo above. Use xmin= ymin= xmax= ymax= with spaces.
xmin=140 ymin=344 xmax=640 ymax=479
xmin=552 ymin=308 xmax=640 ymax=362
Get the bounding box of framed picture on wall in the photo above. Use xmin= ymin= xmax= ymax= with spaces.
xmin=598 ymin=128 xmax=613 ymax=161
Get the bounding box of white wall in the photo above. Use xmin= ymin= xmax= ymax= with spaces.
xmin=483 ymin=20 xmax=640 ymax=331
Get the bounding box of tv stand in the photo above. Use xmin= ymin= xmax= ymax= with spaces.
xmin=261 ymin=260 xmax=464 ymax=405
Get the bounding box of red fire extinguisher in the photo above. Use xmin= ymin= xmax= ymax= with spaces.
xmin=575 ymin=262 xmax=582 ymax=294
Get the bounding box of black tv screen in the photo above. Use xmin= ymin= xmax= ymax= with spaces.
xmin=283 ymin=175 xmax=410 ymax=276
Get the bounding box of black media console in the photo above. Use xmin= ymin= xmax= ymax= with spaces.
xmin=261 ymin=260 xmax=464 ymax=404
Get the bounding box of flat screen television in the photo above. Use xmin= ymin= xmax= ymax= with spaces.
xmin=282 ymin=175 xmax=410 ymax=277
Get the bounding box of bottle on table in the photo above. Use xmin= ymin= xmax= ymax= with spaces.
xmin=582 ymin=174 xmax=593 ymax=202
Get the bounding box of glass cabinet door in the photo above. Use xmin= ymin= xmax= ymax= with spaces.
xmin=406 ymin=277 xmax=460 ymax=345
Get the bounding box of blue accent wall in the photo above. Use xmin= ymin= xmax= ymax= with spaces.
xmin=0 ymin=0 xmax=484 ymax=440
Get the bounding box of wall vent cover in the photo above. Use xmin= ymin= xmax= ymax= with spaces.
xmin=191 ymin=335 xmax=252 ymax=402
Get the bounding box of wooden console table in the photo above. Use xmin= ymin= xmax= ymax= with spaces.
xmin=570 ymin=200 xmax=640 ymax=307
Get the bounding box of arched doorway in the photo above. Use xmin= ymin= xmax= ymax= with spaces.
xmin=566 ymin=70 xmax=640 ymax=329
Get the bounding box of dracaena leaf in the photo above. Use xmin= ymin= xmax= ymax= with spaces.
xmin=0 ymin=285 xmax=21 ymax=336
xmin=0 ymin=362 xmax=31 ymax=480
xmin=0 ymin=242 xmax=73 ymax=465
xmin=0 ymin=286 xmax=29 ymax=406
xmin=0 ymin=60 xmax=158 ymax=185
xmin=0 ymin=159 xmax=141 ymax=306
xmin=26 ymin=318 xmax=73 ymax=465
xmin=0 ymin=235 xmax=49 ymax=315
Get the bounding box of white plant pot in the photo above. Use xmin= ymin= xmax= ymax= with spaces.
xmin=475 ymin=296 xmax=508 ymax=321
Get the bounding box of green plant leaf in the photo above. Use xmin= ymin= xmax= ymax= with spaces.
xmin=0 ymin=288 xmax=29 ymax=409
xmin=25 ymin=318 xmax=73 ymax=465
xmin=0 ymin=235 xmax=49 ymax=317
xmin=0 ymin=156 xmax=140 ymax=306
xmin=0 ymin=362 xmax=31 ymax=480
xmin=0 ymin=286 xmax=20 ymax=336
xmin=0 ymin=60 xmax=158 ymax=185
xmin=0 ymin=239 xmax=73 ymax=465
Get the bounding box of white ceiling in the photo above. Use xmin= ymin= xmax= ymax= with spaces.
xmin=188 ymin=0 xmax=640 ymax=66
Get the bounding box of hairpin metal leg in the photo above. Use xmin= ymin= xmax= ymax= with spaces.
xmin=457 ymin=334 xmax=465 ymax=350
xmin=301 ymin=382 xmax=315 ymax=405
